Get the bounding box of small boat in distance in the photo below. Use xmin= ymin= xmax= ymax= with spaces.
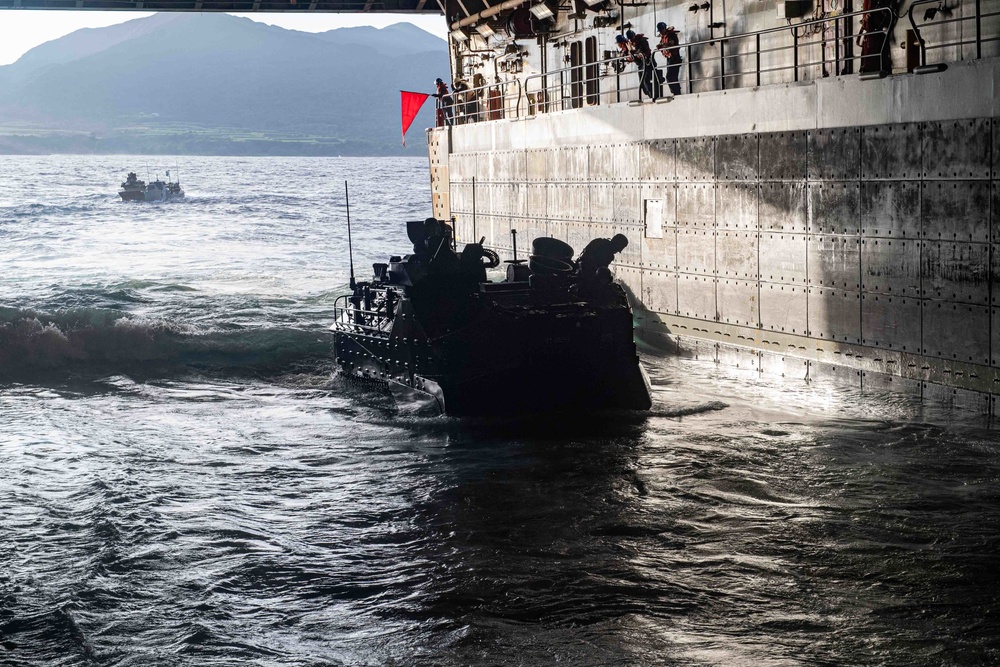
xmin=119 ymin=170 xmax=184 ymax=202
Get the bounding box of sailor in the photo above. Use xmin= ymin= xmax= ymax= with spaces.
xmin=452 ymin=79 xmax=476 ymax=124
xmin=432 ymin=78 xmax=455 ymax=127
xmin=656 ymin=23 xmax=683 ymax=96
xmin=614 ymin=34 xmax=632 ymax=74
xmin=626 ymin=29 xmax=657 ymax=100
xmin=857 ymin=0 xmax=896 ymax=74
xmin=577 ymin=233 xmax=629 ymax=285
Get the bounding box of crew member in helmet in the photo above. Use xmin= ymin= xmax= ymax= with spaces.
xmin=626 ymin=29 xmax=657 ymax=100
xmin=452 ymin=78 xmax=478 ymax=124
xmin=615 ymin=34 xmax=630 ymax=50
xmin=577 ymin=233 xmax=629 ymax=285
xmin=656 ymin=22 xmax=683 ymax=96
xmin=432 ymin=78 xmax=455 ymax=126
xmin=614 ymin=33 xmax=632 ymax=74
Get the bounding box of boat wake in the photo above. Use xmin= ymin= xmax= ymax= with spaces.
xmin=647 ymin=400 xmax=729 ymax=418
xmin=0 ymin=306 xmax=334 ymax=380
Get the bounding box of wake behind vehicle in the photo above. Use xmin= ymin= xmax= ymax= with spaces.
xmin=332 ymin=217 xmax=652 ymax=416
xmin=119 ymin=171 xmax=184 ymax=202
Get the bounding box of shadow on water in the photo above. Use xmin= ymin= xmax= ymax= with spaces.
xmin=371 ymin=412 xmax=679 ymax=666
xmin=349 ymin=367 xmax=1000 ymax=666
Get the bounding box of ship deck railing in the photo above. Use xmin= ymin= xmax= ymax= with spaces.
xmin=433 ymin=78 xmax=522 ymax=127
xmin=433 ymin=0 xmax=997 ymax=126
xmin=333 ymin=295 xmax=394 ymax=337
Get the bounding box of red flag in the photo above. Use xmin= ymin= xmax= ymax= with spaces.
xmin=400 ymin=90 xmax=431 ymax=147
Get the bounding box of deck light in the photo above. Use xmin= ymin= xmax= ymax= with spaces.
xmin=529 ymin=2 xmax=555 ymax=20
xmin=475 ymin=22 xmax=496 ymax=38
xmin=450 ymin=28 xmax=470 ymax=42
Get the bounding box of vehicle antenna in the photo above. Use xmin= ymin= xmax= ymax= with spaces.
xmin=511 ymin=228 xmax=518 ymax=262
xmin=345 ymin=180 xmax=356 ymax=290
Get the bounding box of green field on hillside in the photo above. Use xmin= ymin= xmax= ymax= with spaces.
xmin=0 ymin=122 xmax=408 ymax=156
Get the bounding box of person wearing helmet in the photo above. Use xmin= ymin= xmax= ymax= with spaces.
xmin=576 ymin=233 xmax=630 ymax=288
xmin=432 ymin=78 xmax=455 ymax=126
xmin=452 ymin=78 xmax=477 ymax=124
xmin=615 ymin=34 xmax=632 ymax=59
xmin=612 ymin=34 xmax=632 ymax=74
xmin=656 ymin=23 xmax=683 ymax=96
xmin=627 ymin=29 xmax=658 ymax=100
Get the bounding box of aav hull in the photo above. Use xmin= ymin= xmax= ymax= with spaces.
xmin=333 ymin=219 xmax=651 ymax=416
xmin=336 ymin=291 xmax=651 ymax=416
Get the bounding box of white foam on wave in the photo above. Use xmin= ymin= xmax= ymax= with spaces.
xmin=0 ymin=306 xmax=333 ymax=375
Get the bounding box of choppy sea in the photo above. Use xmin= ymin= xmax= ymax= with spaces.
xmin=1 ymin=155 xmax=998 ymax=666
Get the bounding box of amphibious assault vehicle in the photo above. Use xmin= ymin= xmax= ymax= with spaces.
xmin=119 ymin=171 xmax=184 ymax=202
xmin=332 ymin=218 xmax=652 ymax=416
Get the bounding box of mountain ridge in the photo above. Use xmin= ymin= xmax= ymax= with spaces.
xmin=0 ymin=14 xmax=449 ymax=156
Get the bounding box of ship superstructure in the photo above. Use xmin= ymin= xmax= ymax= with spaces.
xmin=426 ymin=0 xmax=1000 ymax=413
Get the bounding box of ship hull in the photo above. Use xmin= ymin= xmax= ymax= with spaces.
xmin=430 ymin=59 xmax=1000 ymax=413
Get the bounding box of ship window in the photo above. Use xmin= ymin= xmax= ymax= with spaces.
xmin=570 ymin=41 xmax=583 ymax=109
xmin=585 ymin=37 xmax=599 ymax=105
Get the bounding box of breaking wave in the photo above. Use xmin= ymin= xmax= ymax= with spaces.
xmin=648 ymin=400 xmax=729 ymax=418
xmin=0 ymin=306 xmax=334 ymax=378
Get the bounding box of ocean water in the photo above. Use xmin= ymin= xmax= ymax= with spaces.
xmin=1 ymin=155 xmax=999 ymax=666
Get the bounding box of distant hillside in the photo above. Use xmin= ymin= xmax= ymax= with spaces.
xmin=0 ymin=14 xmax=449 ymax=156
xmin=313 ymin=23 xmax=448 ymax=55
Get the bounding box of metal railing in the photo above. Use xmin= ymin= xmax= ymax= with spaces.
xmin=333 ymin=293 xmax=395 ymax=336
xmin=908 ymin=0 xmax=1000 ymax=68
xmin=437 ymin=0 xmax=995 ymax=126
xmin=520 ymin=6 xmax=894 ymax=113
xmin=433 ymin=78 xmax=522 ymax=127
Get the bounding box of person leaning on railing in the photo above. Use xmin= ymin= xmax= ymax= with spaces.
xmin=433 ymin=78 xmax=455 ymax=126
xmin=614 ymin=34 xmax=632 ymax=73
xmin=656 ymin=23 xmax=683 ymax=96
xmin=626 ymin=29 xmax=659 ymax=100
xmin=452 ymin=79 xmax=480 ymax=124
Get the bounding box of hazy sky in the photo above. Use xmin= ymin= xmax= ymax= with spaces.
xmin=0 ymin=10 xmax=448 ymax=66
